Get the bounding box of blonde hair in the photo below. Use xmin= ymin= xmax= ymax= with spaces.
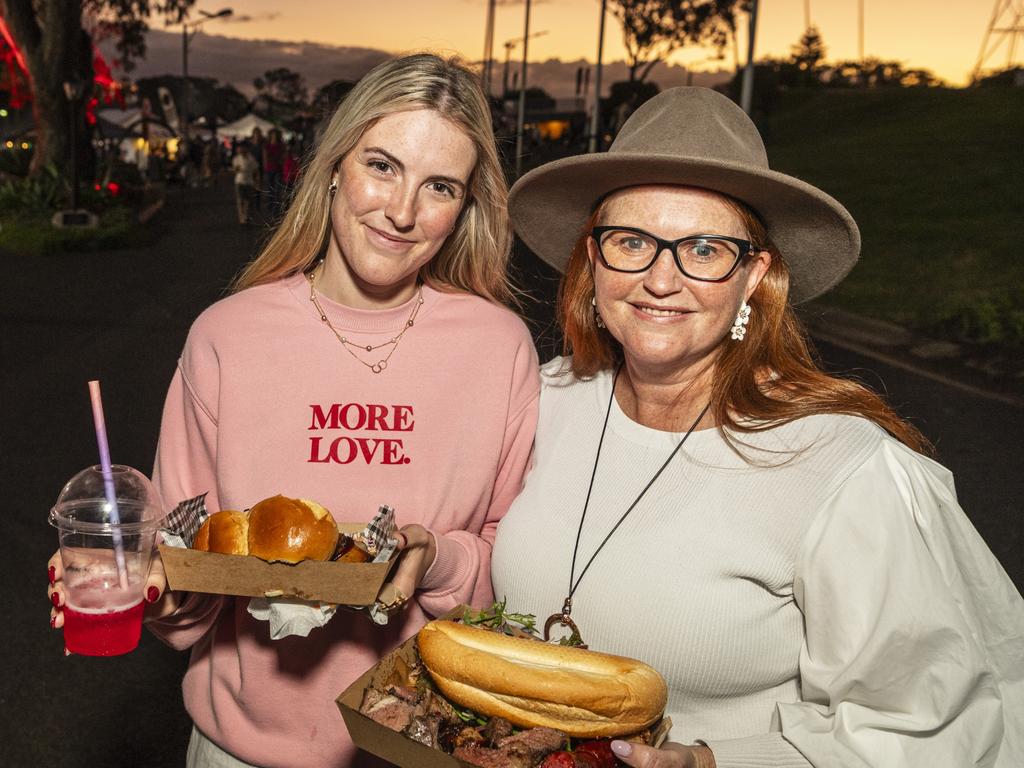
xmin=559 ymin=193 xmax=932 ymax=455
xmin=232 ymin=53 xmax=513 ymax=305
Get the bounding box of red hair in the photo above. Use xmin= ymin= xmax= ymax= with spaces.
xmin=557 ymin=197 xmax=932 ymax=455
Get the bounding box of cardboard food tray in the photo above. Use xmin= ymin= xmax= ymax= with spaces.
xmin=158 ymin=523 xmax=398 ymax=605
xmin=336 ymin=606 xmax=671 ymax=768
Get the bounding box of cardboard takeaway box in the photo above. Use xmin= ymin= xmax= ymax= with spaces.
xmin=158 ymin=523 xmax=398 ymax=605
xmin=336 ymin=607 xmax=671 ymax=768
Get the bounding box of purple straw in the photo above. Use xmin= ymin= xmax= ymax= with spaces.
xmin=88 ymin=381 xmax=130 ymax=590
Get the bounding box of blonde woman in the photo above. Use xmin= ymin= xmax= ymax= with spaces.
xmin=48 ymin=54 xmax=539 ymax=767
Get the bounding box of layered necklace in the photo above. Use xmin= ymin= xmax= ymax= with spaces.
xmin=543 ymin=365 xmax=711 ymax=647
xmin=307 ymin=260 xmax=424 ymax=374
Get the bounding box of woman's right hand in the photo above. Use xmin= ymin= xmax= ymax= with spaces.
xmin=47 ymin=549 xmax=181 ymax=632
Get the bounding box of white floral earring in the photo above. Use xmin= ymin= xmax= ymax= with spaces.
xmin=730 ymin=301 xmax=751 ymax=341
xmin=328 ymin=179 xmax=338 ymax=195
xmin=592 ymin=296 xmax=606 ymax=329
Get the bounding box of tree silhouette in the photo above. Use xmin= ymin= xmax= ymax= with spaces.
xmin=828 ymin=58 xmax=942 ymax=88
xmin=789 ymin=25 xmax=826 ymax=86
xmin=313 ymin=79 xmax=355 ymax=118
xmin=254 ymin=68 xmax=308 ymax=108
xmin=608 ymin=0 xmax=747 ymax=82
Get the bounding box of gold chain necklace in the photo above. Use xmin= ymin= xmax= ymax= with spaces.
xmin=307 ymin=261 xmax=424 ymax=374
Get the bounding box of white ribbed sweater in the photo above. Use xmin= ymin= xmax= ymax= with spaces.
xmin=491 ymin=359 xmax=1024 ymax=768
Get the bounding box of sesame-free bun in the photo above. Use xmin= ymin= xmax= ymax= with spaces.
xmin=417 ymin=620 xmax=667 ymax=738
xmin=246 ymin=495 xmax=338 ymax=564
xmin=193 ymin=510 xmax=249 ymax=555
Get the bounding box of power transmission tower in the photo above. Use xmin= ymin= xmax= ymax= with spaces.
xmin=972 ymin=0 xmax=1024 ymax=81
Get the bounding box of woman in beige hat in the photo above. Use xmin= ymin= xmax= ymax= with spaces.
xmin=491 ymin=87 xmax=1023 ymax=768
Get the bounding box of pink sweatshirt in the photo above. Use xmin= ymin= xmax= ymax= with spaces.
xmin=148 ymin=274 xmax=539 ymax=767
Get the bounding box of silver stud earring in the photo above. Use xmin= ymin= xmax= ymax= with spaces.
xmin=592 ymin=296 xmax=606 ymax=329
xmin=328 ymin=179 xmax=338 ymax=195
xmin=730 ymin=301 xmax=751 ymax=341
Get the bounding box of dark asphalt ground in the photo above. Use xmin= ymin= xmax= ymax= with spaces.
xmin=3 ymin=178 xmax=1021 ymax=768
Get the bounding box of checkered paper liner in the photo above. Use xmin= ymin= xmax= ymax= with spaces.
xmin=355 ymin=504 xmax=398 ymax=564
xmin=162 ymin=493 xmax=209 ymax=546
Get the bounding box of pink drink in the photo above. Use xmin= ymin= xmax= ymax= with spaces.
xmin=51 ymin=464 xmax=164 ymax=657
xmin=63 ymin=579 xmax=144 ymax=656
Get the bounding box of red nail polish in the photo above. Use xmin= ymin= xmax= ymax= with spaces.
xmin=50 ymin=616 xmax=56 ymax=629
xmin=48 ymin=566 xmax=56 ymax=585
xmin=51 ymin=592 xmax=60 ymax=607
xmin=146 ymin=586 xmax=160 ymax=604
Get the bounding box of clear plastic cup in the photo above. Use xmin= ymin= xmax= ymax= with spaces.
xmin=49 ymin=465 xmax=165 ymax=656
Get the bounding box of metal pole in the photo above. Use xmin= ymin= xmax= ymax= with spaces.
xmin=514 ymin=0 xmax=531 ymax=177
xmin=804 ymin=0 xmax=810 ymax=30
xmin=182 ymin=24 xmax=190 ymax=143
xmin=69 ymin=99 xmax=79 ymax=210
xmin=858 ymin=0 xmax=864 ymax=61
xmin=740 ymin=0 xmax=759 ymax=116
xmin=483 ymin=0 xmax=496 ymax=96
xmin=588 ymin=0 xmax=607 ymax=154
xmin=501 ymin=46 xmax=509 ymax=97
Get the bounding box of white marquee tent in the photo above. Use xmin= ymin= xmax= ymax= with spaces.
xmin=217 ymin=113 xmax=289 ymax=141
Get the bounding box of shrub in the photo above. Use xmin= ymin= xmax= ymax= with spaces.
xmin=929 ymin=290 xmax=1024 ymax=347
xmin=0 ymin=163 xmax=66 ymax=214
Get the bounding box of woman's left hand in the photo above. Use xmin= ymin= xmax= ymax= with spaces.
xmin=610 ymin=740 xmax=716 ymax=768
xmin=380 ymin=524 xmax=436 ymax=610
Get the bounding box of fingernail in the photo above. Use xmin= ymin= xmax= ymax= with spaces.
xmin=51 ymin=592 xmax=60 ymax=607
xmin=146 ymin=586 xmax=160 ymax=604
xmin=48 ymin=566 xmax=55 ymax=585
xmin=610 ymin=741 xmax=633 ymax=758
xmin=50 ymin=615 xmax=56 ymax=629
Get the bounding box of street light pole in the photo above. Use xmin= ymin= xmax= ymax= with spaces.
xmin=514 ymin=0 xmax=531 ymax=177
xmin=482 ymin=0 xmax=496 ymax=97
xmin=62 ymin=80 xmax=82 ymax=211
xmin=182 ymin=24 xmax=190 ymax=140
xmin=740 ymin=0 xmax=759 ymax=116
xmin=588 ymin=0 xmax=607 ymax=154
xmin=180 ymin=9 xmax=233 ymax=147
xmin=858 ymin=0 xmax=865 ymax=61
xmin=503 ymin=42 xmax=513 ymax=97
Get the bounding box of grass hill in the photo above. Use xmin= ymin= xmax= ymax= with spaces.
xmin=764 ymin=86 xmax=1024 ymax=349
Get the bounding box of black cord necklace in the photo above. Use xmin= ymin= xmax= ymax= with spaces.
xmin=543 ymin=365 xmax=711 ymax=646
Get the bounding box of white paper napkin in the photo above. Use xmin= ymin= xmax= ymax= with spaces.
xmin=246 ymin=597 xmax=338 ymax=639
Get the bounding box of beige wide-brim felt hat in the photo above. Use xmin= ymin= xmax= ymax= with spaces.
xmin=508 ymin=86 xmax=860 ymax=304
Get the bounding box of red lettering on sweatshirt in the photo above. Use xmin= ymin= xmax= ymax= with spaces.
xmin=307 ymin=403 xmax=414 ymax=465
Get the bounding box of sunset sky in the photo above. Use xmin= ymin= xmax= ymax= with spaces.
xmin=196 ymin=0 xmax=1003 ymax=86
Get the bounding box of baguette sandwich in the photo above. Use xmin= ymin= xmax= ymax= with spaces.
xmin=417 ymin=620 xmax=667 ymax=739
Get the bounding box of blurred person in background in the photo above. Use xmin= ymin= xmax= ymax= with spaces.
xmin=263 ymin=127 xmax=286 ymax=219
xmin=249 ymin=126 xmax=265 ymax=212
xmin=231 ymin=142 xmax=259 ymax=225
xmin=493 ymin=86 xmax=1024 ymax=768
xmin=282 ymin=138 xmax=302 ymax=204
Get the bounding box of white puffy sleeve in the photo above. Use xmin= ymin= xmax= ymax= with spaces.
xmin=764 ymin=439 xmax=1024 ymax=767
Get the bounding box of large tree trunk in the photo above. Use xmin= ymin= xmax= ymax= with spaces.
xmin=1 ymin=0 xmax=92 ymax=179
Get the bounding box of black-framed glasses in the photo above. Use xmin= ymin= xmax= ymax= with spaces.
xmin=591 ymin=226 xmax=758 ymax=282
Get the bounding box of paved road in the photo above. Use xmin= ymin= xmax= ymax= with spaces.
xmin=3 ymin=179 xmax=1020 ymax=768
